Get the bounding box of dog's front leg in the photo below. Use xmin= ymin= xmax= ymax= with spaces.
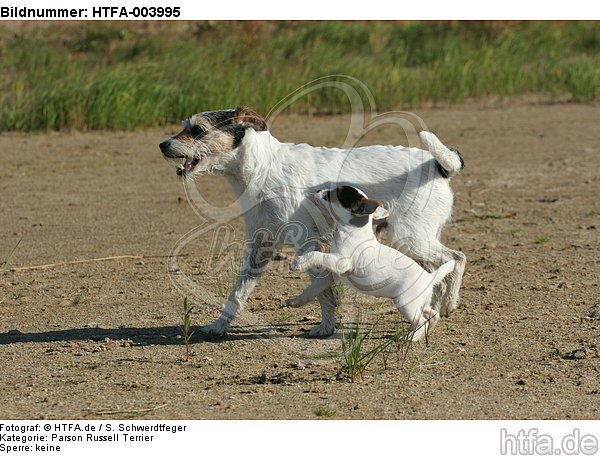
xmin=290 ymin=252 xmax=353 ymax=276
xmin=201 ymin=238 xmax=275 ymax=339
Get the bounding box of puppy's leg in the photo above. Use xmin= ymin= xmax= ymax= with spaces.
xmin=291 ymin=252 xmax=352 ymax=276
xmin=282 ymin=241 xmax=333 ymax=308
xmin=201 ymin=239 xmax=275 ymax=338
xmin=283 ymin=264 xmax=337 ymax=337
xmin=287 ymin=252 xmax=341 ymax=337
xmin=282 ymin=272 xmax=332 ymax=308
xmin=393 ymin=294 xmax=429 ymax=341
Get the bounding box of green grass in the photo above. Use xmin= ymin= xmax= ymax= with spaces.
xmin=1 ymin=21 xmax=598 ymax=131
xmin=341 ymin=314 xmax=415 ymax=381
xmin=0 ymin=239 xmax=21 ymax=276
xmin=313 ymin=406 xmax=336 ymax=418
xmin=341 ymin=320 xmax=370 ymax=381
xmin=70 ymin=293 xmax=86 ymax=306
xmin=180 ymin=297 xmax=195 ymax=362
xmin=535 ymin=235 xmax=551 ymax=245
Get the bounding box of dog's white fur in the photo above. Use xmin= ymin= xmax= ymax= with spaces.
xmin=161 ymin=111 xmax=466 ymax=338
xmin=291 ymin=186 xmax=455 ymax=340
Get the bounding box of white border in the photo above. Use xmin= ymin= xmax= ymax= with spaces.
xmin=1 ymin=0 xmax=599 ymax=20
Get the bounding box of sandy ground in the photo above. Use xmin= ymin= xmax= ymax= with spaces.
xmin=0 ymin=103 xmax=598 ymax=419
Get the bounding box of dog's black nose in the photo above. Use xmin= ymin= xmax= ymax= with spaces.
xmin=159 ymin=140 xmax=170 ymax=154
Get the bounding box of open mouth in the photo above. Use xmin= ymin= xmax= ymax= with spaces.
xmin=176 ymin=157 xmax=200 ymax=177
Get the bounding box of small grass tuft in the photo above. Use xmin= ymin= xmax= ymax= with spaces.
xmin=535 ymin=235 xmax=551 ymax=245
xmin=180 ymin=297 xmax=195 ymax=362
xmin=341 ymin=318 xmax=374 ymax=382
xmin=70 ymin=294 xmax=85 ymax=306
xmin=313 ymin=406 xmax=336 ymax=418
xmin=0 ymin=239 xmax=21 ymax=276
xmin=341 ymin=313 xmax=417 ymax=381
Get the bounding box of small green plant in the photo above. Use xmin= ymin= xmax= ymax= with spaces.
xmin=0 ymin=239 xmax=21 ymax=276
xmin=535 ymin=235 xmax=551 ymax=245
xmin=332 ymin=281 xmax=346 ymax=325
xmin=313 ymin=406 xmax=336 ymax=418
xmin=341 ymin=318 xmax=375 ymax=382
xmin=341 ymin=313 xmax=418 ymax=381
xmin=222 ymin=340 xmax=235 ymax=350
xmin=24 ymin=272 xmax=40 ymax=286
xmin=331 ymin=281 xmax=346 ymax=302
xmin=70 ymin=293 xmax=85 ymax=306
xmin=180 ymin=297 xmax=195 ymax=362
xmin=277 ymin=311 xmax=291 ymax=324
xmin=214 ymin=255 xmax=240 ymax=299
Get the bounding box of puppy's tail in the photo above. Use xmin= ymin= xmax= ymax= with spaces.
xmin=419 ymin=131 xmax=464 ymax=178
xmin=430 ymin=259 xmax=456 ymax=286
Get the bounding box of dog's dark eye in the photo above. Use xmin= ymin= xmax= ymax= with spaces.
xmin=191 ymin=125 xmax=205 ymax=137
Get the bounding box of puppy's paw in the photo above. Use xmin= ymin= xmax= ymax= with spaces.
xmin=408 ymin=319 xmax=429 ymax=342
xmin=290 ymin=256 xmax=308 ymax=272
xmin=307 ymin=322 xmax=336 ymax=338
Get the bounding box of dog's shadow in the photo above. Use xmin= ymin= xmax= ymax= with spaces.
xmin=0 ymin=323 xmax=319 ymax=347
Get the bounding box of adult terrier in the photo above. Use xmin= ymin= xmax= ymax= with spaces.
xmin=159 ymin=107 xmax=465 ymax=338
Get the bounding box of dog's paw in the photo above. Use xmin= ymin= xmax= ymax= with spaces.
xmin=200 ymin=318 xmax=230 ymax=340
xmin=280 ymin=298 xmax=304 ymax=308
xmin=290 ymin=256 xmax=307 ymax=272
xmin=307 ymin=322 xmax=336 ymax=338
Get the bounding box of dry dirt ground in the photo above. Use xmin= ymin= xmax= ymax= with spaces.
xmin=0 ymin=103 xmax=598 ymax=419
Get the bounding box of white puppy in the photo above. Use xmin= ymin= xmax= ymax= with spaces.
xmin=291 ymin=185 xmax=455 ymax=340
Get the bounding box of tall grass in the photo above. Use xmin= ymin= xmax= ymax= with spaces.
xmin=1 ymin=21 xmax=598 ymax=131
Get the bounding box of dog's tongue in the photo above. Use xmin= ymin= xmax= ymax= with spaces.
xmin=177 ymin=157 xmax=200 ymax=176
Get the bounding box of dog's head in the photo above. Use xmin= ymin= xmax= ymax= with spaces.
xmin=314 ymin=185 xmax=389 ymax=228
xmin=159 ymin=106 xmax=267 ymax=178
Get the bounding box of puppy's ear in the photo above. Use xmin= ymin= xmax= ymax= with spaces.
xmin=353 ymin=198 xmax=387 ymax=219
xmin=233 ymin=106 xmax=268 ymax=131
xmin=372 ymin=206 xmax=389 ymax=220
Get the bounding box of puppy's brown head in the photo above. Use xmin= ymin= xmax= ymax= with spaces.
xmin=159 ymin=107 xmax=267 ymax=178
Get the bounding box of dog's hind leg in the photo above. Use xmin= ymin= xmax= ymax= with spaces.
xmin=201 ymin=237 xmax=275 ymax=338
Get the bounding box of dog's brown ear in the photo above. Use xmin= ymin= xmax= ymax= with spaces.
xmin=234 ymin=106 xmax=268 ymax=131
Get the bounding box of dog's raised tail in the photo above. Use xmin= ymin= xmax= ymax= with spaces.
xmin=419 ymin=131 xmax=464 ymax=178
xmin=430 ymin=259 xmax=456 ymax=286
